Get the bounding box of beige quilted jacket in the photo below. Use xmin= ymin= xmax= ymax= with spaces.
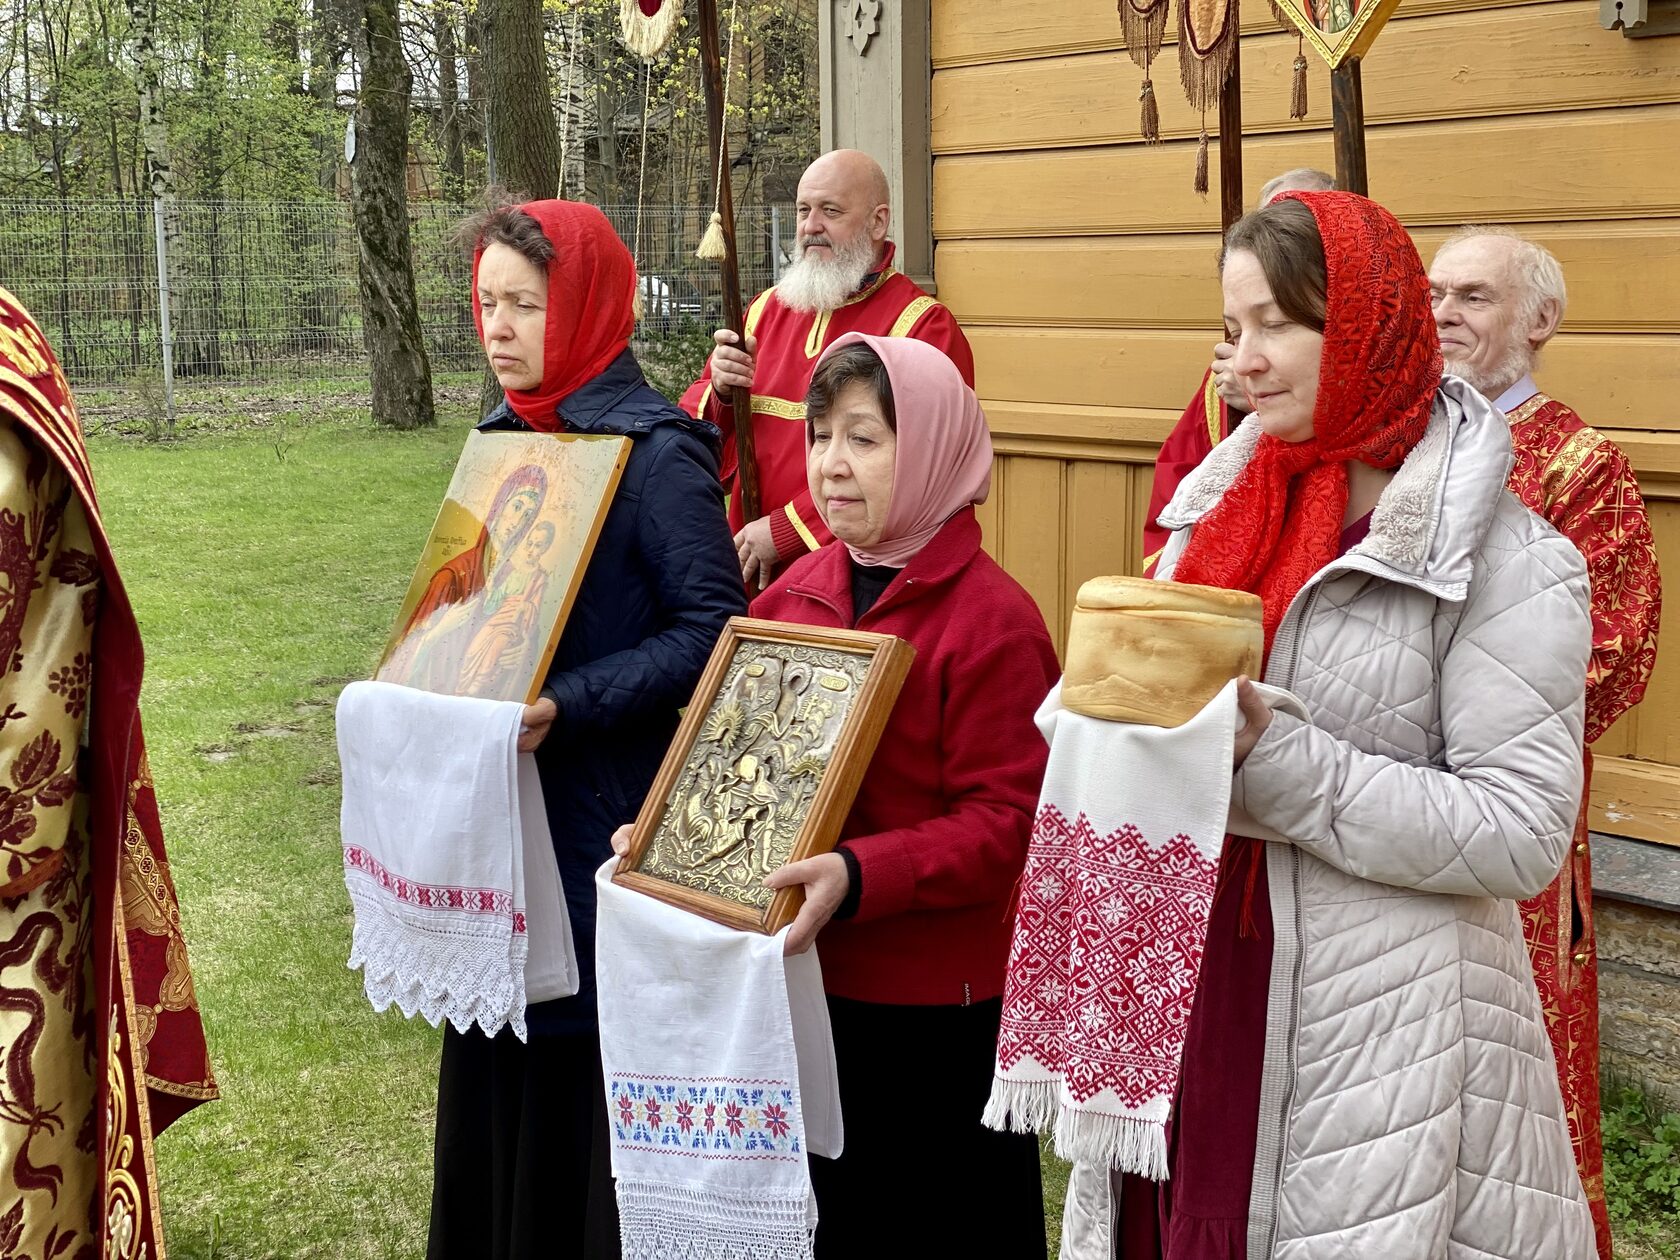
xmin=1061 ymin=378 xmax=1597 ymax=1260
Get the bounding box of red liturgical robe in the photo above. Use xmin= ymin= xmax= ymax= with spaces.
xmin=1504 ymin=390 xmax=1662 ymax=1260
xmin=680 ymin=242 xmax=974 ymax=562
xmin=1142 ymin=369 xmax=1234 ymax=575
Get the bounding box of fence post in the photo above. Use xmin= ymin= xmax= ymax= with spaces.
xmin=771 ymin=205 xmax=783 ymax=281
xmin=150 ymin=195 xmax=177 ymax=438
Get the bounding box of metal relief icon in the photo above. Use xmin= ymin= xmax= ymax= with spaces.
xmin=616 ymin=618 xmax=914 ymax=933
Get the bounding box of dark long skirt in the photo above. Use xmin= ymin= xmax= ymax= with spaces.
xmin=811 ymin=995 xmax=1047 ymax=1258
xmin=427 ymin=1023 xmax=621 ymax=1260
xmin=1118 ymin=841 xmax=1272 ymax=1259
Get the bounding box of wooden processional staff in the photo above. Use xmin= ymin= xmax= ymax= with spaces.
xmin=1266 ymin=0 xmax=1405 ymax=196
xmin=618 ymin=0 xmax=761 ymax=523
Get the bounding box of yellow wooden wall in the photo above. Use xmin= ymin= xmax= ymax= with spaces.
xmin=929 ymin=0 xmax=1680 ymax=846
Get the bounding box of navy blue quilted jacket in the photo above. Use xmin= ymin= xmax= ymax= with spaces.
xmin=479 ymin=348 xmax=747 ymax=1035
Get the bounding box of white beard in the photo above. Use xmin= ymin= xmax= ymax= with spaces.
xmin=775 ymin=234 xmax=879 ymax=314
xmin=1442 ymin=337 xmax=1534 ymax=401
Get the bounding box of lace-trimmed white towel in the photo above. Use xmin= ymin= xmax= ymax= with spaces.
xmin=595 ymin=860 xmax=841 ymax=1260
xmin=336 ymin=680 xmax=576 ymax=1042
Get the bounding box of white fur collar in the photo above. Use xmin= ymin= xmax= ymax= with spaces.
xmin=1155 ymin=377 xmax=1514 ymax=589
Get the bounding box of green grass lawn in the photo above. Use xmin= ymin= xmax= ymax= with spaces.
xmin=88 ymin=405 xmax=1674 ymax=1259
xmin=94 ymin=407 xmax=477 ymax=1258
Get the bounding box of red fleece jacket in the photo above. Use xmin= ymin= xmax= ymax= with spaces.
xmin=750 ymin=509 xmax=1057 ymax=1006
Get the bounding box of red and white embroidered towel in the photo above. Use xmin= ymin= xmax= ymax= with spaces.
xmin=336 ymin=680 xmax=576 ymax=1043
xmin=984 ymin=679 xmax=1243 ymax=1179
xmin=595 ymin=860 xmax=841 ymax=1260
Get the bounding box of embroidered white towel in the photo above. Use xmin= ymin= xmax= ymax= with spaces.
xmin=985 ymin=679 xmax=1303 ymax=1179
xmin=595 ymin=860 xmax=841 ymax=1260
xmin=336 ymin=680 xmax=577 ymax=1041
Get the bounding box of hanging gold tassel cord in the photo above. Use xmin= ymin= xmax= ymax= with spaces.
xmin=1291 ymin=36 xmax=1309 ymax=120
xmin=1118 ymin=0 xmax=1170 ymax=145
xmin=1178 ymin=0 xmax=1236 ymax=195
xmin=1140 ymin=78 xmax=1160 ymax=143
xmin=696 ymin=0 xmax=741 ymax=260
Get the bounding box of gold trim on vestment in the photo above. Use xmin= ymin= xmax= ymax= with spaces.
xmin=843 ymin=267 xmax=896 ymax=309
xmin=751 ymin=395 xmax=808 ymax=421
xmin=785 ymin=502 xmax=821 ymax=552
xmin=888 ymin=295 xmax=938 ymax=339
xmin=744 ymin=289 xmax=774 ymax=339
xmin=804 ymin=311 xmax=833 ymax=359
xmin=109 ymin=893 xmax=167 ymax=1259
xmin=1203 ymin=372 xmax=1223 ymax=447
xmin=1503 ymin=392 xmax=1550 ymax=426
xmin=1142 ymin=546 xmax=1165 ymax=574
xmin=1544 ymin=427 xmax=1610 ymax=500
xmin=0 ymin=364 xmax=90 ymax=504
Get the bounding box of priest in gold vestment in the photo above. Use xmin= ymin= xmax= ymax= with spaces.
xmin=0 ymin=288 xmax=216 ymax=1257
xmin=1430 ymin=229 xmax=1662 ymax=1260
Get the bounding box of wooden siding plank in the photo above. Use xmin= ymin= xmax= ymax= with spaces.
xmin=997 ymin=456 xmax=1067 ymax=652
xmin=1591 ymin=758 xmax=1680 ymax=849
xmin=938 ymin=223 xmax=1680 ymax=334
xmin=1630 ymin=501 xmax=1680 ymax=765
xmin=968 ymin=328 xmax=1680 ymax=430
xmin=932 ymin=0 xmax=1543 ymax=68
xmin=932 ymin=5 xmax=1680 ymax=153
xmin=1065 ymin=460 xmax=1139 ymax=635
xmin=932 ymin=107 xmax=1680 ymax=237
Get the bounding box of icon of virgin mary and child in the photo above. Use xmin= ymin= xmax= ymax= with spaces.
xmin=383 ymin=463 xmax=560 ymax=701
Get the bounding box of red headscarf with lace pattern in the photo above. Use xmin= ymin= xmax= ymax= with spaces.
xmin=1172 ymin=192 xmax=1442 ymax=653
xmin=472 ymin=199 xmax=637 ymax=431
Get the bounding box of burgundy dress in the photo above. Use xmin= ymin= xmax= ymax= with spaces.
xmin=1119 ymin=511 xmax=1374 ymax=1259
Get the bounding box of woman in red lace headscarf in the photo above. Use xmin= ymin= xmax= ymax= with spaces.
xmin=1063 ymin=193 xmax=1599 ymax=1259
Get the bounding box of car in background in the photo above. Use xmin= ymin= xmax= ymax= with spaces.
xmin=638 ymin=274 xmax=715 ymax=334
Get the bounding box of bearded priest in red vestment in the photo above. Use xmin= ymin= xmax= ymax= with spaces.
xmin=0 ymin=287 xmax=217 ymax=1258
xmin=1427 ymin=228 xmax=1661 ymax=1260
xmin=681 ymin=149 xmax=974 ymax=588
xmin=1141 ymin=169 xmax=1336 ymax=573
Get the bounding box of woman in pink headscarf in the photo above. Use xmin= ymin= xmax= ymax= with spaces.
xmin=754 ymin=332 xmax=1057 ymax=1255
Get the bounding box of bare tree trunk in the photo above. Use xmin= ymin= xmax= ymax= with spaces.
xmin=125 ymin=0 xmax=188 ymax=378
xmin=476 ymin=0 xmax=558 ymax=416
xmin=436 ymin=1 xmax=465 ymax=201
xmin=480 ymin=0 xmax=558 ymax=199
xmin=349 ymin=0 xmax=435 ymax=429
xmin=463 ymin=4 xmax=486 ymax=178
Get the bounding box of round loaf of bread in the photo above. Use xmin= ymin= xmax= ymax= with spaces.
xmin=1062 ymin=576 xmax=1264 ymax=727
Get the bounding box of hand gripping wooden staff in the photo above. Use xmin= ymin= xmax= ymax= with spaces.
xmin=694 ymin=0 xmax=763 ymax=523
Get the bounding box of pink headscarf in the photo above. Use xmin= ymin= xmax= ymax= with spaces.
xmin=808 ymin=332 xmax=993 ymax=568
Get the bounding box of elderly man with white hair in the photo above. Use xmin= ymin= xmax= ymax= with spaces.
xmin=681 ymin=149 xmax=973 ymax=588
xmin=1430 ymin=225 xmax=1662 ymax=1260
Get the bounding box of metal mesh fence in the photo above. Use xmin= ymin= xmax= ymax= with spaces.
xmin=0 ymin=198 xmax=793 ymax=393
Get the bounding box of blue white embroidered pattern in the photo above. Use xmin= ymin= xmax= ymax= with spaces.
xmin=610 ymin=1076 xmax=802 ymax=1162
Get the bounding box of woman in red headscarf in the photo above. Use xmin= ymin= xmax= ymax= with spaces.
xmin=426 ymin=198 xmax=746 ymax=1260
xmin=1061 ymin=194 xmax=1599 ymax=1258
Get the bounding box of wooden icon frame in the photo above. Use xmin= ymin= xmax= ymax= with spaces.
xmin=614 ymin=617 xmax=914 ymax=934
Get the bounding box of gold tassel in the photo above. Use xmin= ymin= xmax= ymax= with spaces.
xmin=1194 ymin=127 xmax=1209 ymax=196
xmin=1140 ymin=79 xmax=1160 ymax=143
xmin=1117 ymin=0 xmax=1170 ymax=70
xmin=1291 ymin=39 xmax=1308 ymax=120
xmin=696 ymin=211 xmax=728 ymax=261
